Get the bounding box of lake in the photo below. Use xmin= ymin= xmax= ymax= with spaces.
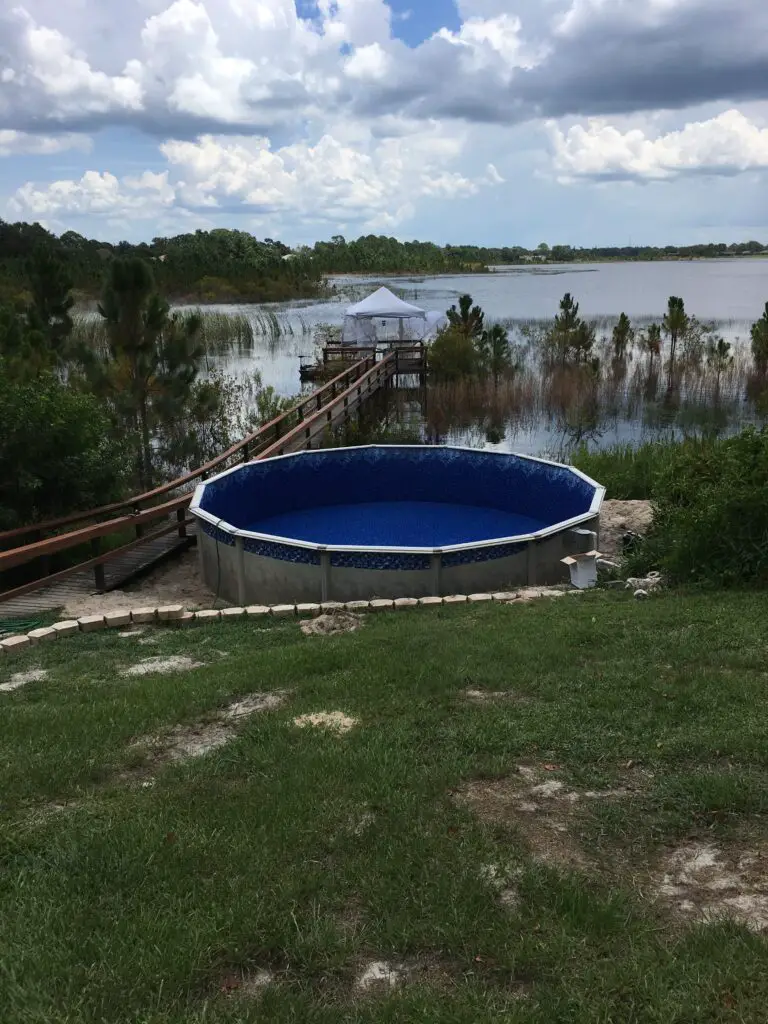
xmin=202 ymin=259 xmax=768 ymax=457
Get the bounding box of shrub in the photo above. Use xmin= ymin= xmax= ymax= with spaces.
xmin=625 ymin=428 xmax=768 ymax=586
xmin=0 ymin=368 xmax=129 ymax=529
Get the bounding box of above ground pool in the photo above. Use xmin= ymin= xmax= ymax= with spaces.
xmin=190 ymin=446 xmax=604 ymax=605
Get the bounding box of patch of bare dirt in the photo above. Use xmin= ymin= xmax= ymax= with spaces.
xmin=300 ymin=612 xmax=362 ymax=637
xmin=599 ymin=499 xmax=653 ymax=557
xmin=0 ymin=667 xmax=48 ymax=692
xmin=454 ymin=765 xmax=641 ymax=871
xmin=294 ymin=711 xmax=359 ymax=734
xmin=121 ymin=655 xmax=203 ymax=677
xmin=219 ymin=968 xmax=275 ymax=998
xmin=653 ymin=842 xmax=768 ymax=932
xmin=479 ymin=862 xmax=522 ymax=910
xmin=352 ymin=957 xmax=459 ymax=997
xmin=464 ymin=688 xmax=525 ymax=704
xmin=133 ymin=690 xmax=290 ymax=764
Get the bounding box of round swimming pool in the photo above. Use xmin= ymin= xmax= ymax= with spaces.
xmin=190 ymin=445 xmax=604 ymax=605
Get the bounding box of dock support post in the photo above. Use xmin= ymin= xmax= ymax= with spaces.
xmin=320 ymin=550 xmax=331 ymax=603
xmin=431 ymin=552 xmax=442 ymax=596
xmin=91 ymin=537 xmax=105 ymax=591
xmin=527 ymin=540 xmax=537 ymax=587
xmin=235 ymin=536 xmax=246 ymax=606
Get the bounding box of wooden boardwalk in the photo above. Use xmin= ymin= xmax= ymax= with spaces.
xmin=0 ymin=525 xmax=196 ymax=619
xmin=0 ymin=347 xmax=426 ymax=619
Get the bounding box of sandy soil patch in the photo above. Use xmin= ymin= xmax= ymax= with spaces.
xmin=62 ymin=549 xmax=218 ymax=618
xmin=479 ymin=863 xmax=522 ymax=910
xmin=654 ymin=842 xmax=768 ymax=932
xmin=0 ymin=668 xmax=48 ymax=692
xmin=464 ymin=688 xmax=524 ymax=704
xmin=294 ymin=711 xmax=359 ymax=734
xmin=599 ymin=500 xmax=653 ymax=557
xmin=219 ymin=968 xmax=275 ymax=997
xmin=121 ymin=655 xmax=203 ymax=677
xmin=133 ymin=690 xmax=290 ymax=763
xmin=301 ymin=612 xmax=362 ymax=637
xmin=455 ymin=765 xmax=640 ymax=871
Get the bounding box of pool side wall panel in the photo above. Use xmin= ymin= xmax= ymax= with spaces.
xmin=197 ymin=514 xmax=600 ymax=604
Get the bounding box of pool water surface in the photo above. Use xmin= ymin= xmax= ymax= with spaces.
xmin=246 ymin=501 xmax=546 ymax=548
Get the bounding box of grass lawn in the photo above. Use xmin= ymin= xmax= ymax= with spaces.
xmin=2 ymin=591 xmax=768 ymax=1023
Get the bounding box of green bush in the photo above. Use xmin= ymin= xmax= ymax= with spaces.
xmin=626 ymin=428 xmax=768 ymax=586
xmin=0 ymin=368 xmax=129 ymax=529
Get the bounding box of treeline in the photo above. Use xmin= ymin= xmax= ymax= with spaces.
xmin=0 ymin=251 xmax=292 ymax=531
xmin=531 ymin=241 xmax=768 ymax=264
xmin=307 ymin=235 xmax=768 ymax=273
xmin=0 ymin=220 xmax=323 ymax=305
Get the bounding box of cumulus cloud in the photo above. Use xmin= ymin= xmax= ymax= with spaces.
xmin=9 ymin=169 xmax=175 ymax=218
xmin=549 ymin=109 xmax=768 ymax=181
xmin=0 ymin=130 xmax=91 ymax=156
xmin=2 ymin=0 xmax=766 ymax=139
xmin=10 ymin=122 xmax=495 ymax=228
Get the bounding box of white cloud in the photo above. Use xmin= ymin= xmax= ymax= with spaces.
xmin=9 ymin=119 xmax=499 ymax=230
xmin=0 ymin=130 xmax=91 ymax=156
xmin=549 ymin=109 xmax=768 ymax=181
xmin=344 ymin=43 xmax=391 ymax=80
xmin=10 ymin=169 xmax=175 ymax=217
xmin=1 ymin=7 xmax=142 ymax=121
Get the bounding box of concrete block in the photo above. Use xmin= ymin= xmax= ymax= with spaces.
xmin=220 ymin=607 xmax=246 ymax=619
xmin=369 ymin=599 xmax=394 ymax=612
xmin=131 ymin=608 xmax=157 ymax=624
xmin=196 ymin=609 xmax=222 ymax=623
xmin=320 ymin=602 xmax=345 ymax=613
xmin=418 ymin=596 xmax=444 ymax=607
xmin=492 ymin=592 xmax=518 ymax=601
xmin=271 ymin=604 xmax=296 ymax=617
xmin=443 ymin=595 xmax=468 ymax=605
xmin=296 ymin=603 xmax=322 ymax=617
xmin=468 ymin=593 xmax=493 ymax=603
xmin=104 ymin=611 xmax=132 ymax=628
xmin=51 ymin=620 xmax=79 ymax=637
xmin=1 ymin=635 xmax=32 ymax=654
xmin=245 ymin=605 xmax=271 ymax=617
xmin=346 ymin=601 xmax=370 ymax=612
xmin=78 ymin=615 xmax=106 ymax=632
xmin=157 ymin=605 xmax=184 ymax=621
xmin=27 ymin=627 xmax=57 ymax=643
xmin=393 ymin=598 xmax=419 ymax=610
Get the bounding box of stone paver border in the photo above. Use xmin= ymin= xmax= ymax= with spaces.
xmin=0 ymin=591 xmax=579 ymax=656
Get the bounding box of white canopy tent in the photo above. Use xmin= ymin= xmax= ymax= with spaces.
xmin=342 ymin=286 xmax=437 ymax=345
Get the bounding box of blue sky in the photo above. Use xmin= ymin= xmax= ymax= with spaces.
xmin=1 ymin=0 xmax=767 ymax=247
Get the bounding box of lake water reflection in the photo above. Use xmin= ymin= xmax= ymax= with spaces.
xmin=203 ymin=260 xmax=768 ymax=457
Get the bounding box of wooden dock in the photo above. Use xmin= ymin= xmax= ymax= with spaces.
xmin=0 ymin=348 xmax=425 ymax=618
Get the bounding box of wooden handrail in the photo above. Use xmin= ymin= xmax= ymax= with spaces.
xmin=0 ymin=354 xmax=392 ymax=579
xmin=0 ymin=496 xmax=189 ymax=572
xmin=259 ymin=352 xmax=397 ymax=459
xmin=0 ymin=355 xmax=376 ymax=546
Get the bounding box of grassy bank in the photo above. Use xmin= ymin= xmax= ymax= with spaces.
xmin=3 ymin=592 xmax=768 ymax=1022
